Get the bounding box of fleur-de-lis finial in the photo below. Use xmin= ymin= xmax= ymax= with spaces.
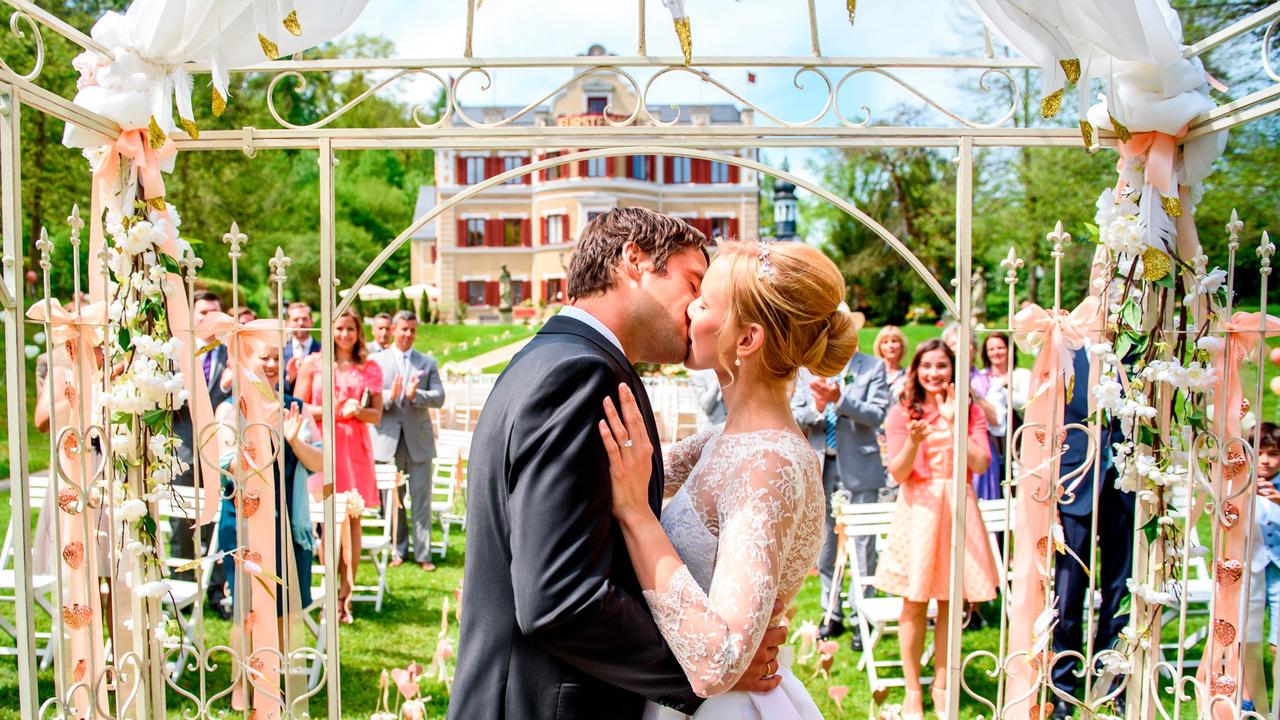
xmin=66 ymin=205 xmax=84 ymax=248
xmin=1001 ymin=247 xmax=1023 ymax=286
xmin=35 ymin=226 xmax=52 ymax=271
xmin=269 ymin=247 xmax=292 ymax=287
xmin=1259 ymin=230 xmax=1275 ymax=276
xmin=222 ymin=222 xmax=248 ymax=261
xmin=1047 ymin=220 xmax=1071 ymax=259
xmin=1227 ymin=209 xmax=1243 ymax=251
xmin=178 ymin=246 xmax=203 ymax=283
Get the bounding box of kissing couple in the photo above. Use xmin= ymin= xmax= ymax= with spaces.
xmin=451 ymin=207 xmax=860 ymax=719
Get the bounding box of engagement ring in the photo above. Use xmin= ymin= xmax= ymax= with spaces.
xmin=623 ymin=439 xmax=634 ymax=448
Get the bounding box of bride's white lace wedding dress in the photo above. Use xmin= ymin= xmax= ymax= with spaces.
xmin=641 ymin=427 xmax=826 ymax=720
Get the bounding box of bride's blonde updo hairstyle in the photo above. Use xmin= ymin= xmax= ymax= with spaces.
xmin=716 ymin=239 xmax=860 ymax=381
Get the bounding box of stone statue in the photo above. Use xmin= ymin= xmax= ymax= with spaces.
xmin=971 ymin=265 xmax=988 ymax=321
xmin=498 ymin=265 xmax=514 ymax=312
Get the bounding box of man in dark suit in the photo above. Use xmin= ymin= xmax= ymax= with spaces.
xmin=282 ymin=302 xmax=320 ymax=395
xmin=450 ymin=208 xmax=784 ymax=720
xmin=1050 ymin=348 xmax=1131 ymax=719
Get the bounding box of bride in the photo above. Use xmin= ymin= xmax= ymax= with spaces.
xmin=598 ymin=239 xmax=859 ymax=719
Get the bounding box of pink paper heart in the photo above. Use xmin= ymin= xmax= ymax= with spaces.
xmin=828 ymin=685 xmax=849 ymax=711
xmin=391 ymin=668 xmax=419 ymax=699
xmin=818 ymin=639 xmax=839 ymax=657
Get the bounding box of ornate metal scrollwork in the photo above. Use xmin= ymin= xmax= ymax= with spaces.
xmin=0 ymin=10 xmax=44 ymax=82
xmin=267 ymin=67 xmax=454 ymax=130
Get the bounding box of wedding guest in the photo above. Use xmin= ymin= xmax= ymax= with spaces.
xmin=295 ymin=308 xmax=383 ymax=624
xmin=972 ymin=333 xmax=1030 ymax=501
xmin=688 ymin=367 xmax=727 ymax=431
xmin=808 ymin=328 xmax=890 ymax=649
xmin=368 ymin=312 xmax=393 ymax=353
xmin=1048 ymin=349 xmax=1131 ymax=719
xmin=1241 ymin=423 xmax=1280 ymax=716
xmin=231 ymin=305 xmax=257 ymax=324
xmin=875 ymin=339 xmax=998 ymax=719
xmin=174 ymin=290 xmax=230 ymax=616
xmin=873 ymin=325 xmax=910 ymax=400
xmin=370 ymin=311 xmax=446 ymax=571
xmin=942 ymin=324 xmax=1006 ymax=501
xmin=214 ymin=344 xmax=322 ymax=619
xmin=283 ymin=302 xmax=320 ymax=395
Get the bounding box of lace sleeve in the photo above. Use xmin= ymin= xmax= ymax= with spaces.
xmin=642 ymin=447 xmax=802 ymax=697
xmin=662 ymin=426 xmax=720 ymax=498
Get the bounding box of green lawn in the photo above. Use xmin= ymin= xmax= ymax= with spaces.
xmin=412 ymin=323 xmax=537 ymax=366
xmin=0 ymin=319 xmax=51 ymax=479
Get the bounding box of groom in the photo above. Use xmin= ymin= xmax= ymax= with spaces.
xmin=451 ymin=208 xmax=785 ymax=719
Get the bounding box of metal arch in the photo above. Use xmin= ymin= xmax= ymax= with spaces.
xmin=335 ymin=146 xmax=958 ymax=319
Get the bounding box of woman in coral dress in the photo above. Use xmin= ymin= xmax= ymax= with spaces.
xmin=295 ymin=308 xmax=383 ymax=623
xmin=874 ymin=338 xmax=999 ymax=720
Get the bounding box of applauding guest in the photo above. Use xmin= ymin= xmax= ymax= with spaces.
xmin=283 ymin=302 xmax=320 ymax=395
xmin=368 ymin=312 xmax=393 ymax=353
xmin=294 ymin=308 xmax=383 ymax=624
xmin=370 ymin=311 xmax=446 ymax=571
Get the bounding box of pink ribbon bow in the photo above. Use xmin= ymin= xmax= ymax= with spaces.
xmin=1005 ymin=296 xmax=1102 ymax=716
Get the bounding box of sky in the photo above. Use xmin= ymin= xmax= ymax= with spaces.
xmin=334 ymin=0 xmax=1003 ymax=187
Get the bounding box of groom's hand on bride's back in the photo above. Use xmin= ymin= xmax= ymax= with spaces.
xmin=730 ymin=600 xmax=788 ymax=693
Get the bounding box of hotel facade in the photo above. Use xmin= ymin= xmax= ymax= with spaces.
xmin=409 ymin=46 xmax=760 ymax=322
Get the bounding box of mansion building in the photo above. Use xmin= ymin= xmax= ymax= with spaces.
xmin=409 ymin=45 xmax=760 ymax=322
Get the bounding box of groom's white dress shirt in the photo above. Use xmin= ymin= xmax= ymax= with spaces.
xmin=558 ymin=305 xmax=624 ymax=356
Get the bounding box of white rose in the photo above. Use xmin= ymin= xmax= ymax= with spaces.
xmin=121 ymin=221 xmax=157 ymax=255
xmin=1196 ymin=336 xmax=1224 ymax=354
xmin=118 ymin=498 xmax=148 ymax=522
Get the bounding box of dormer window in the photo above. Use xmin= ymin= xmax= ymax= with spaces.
xmin=587 ymin=96 xmax=608 ymax=115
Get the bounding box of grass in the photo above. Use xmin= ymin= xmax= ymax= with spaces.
xmin=412 ymin=323 xmax=537 ymax=366
xmin=0 ymin=320 xmax=51 ymax=479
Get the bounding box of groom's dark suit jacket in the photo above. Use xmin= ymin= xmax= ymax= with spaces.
xmin=449 ymin=316 xmax=702 ymax=720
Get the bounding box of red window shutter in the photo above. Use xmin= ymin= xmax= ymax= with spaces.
xmin=457 ymin=219 xmax=468 ymax=245
xmin=562 ymin=216 xmax=570 ymax=243
xmin=457 ymin=282 xmax=467 ymax=301
xmin=647 ymin=156 xmax=656 ymax=181
xmin=521 ymin=218 xmax=531 ymax=247
xmin=624 ymin=155 xmax=634 ymax=179
xmin=431 ymin=245 xmax=438 ymax=263
xmin=485 ymin=219 xmax=499 ymax=247
xmin=663 ymin=156 xmax=673 ymax=183
xmin=485 ymin=157 xmax=500 ymax=179
xmin=484 ymin=282 xmax=498 ymax=307
xmin=697 ymin=160 xmax=711 ymax=184
xmin=540 ymin=217 xmax=548 ymax=245
xmin=729 ymin=218 xmax=739 ymax=238
xmin=578 ymin=158 xmax=588 ymax=177
xmin=728 ymin=164 xmax=739 ymax=183
xmin=456 ymin=156 xmax=467 ymax=184
xmin=520 ymin=158 xmax=531 ymax=184
xmin=606 ymin=157 xmax=616 ymax=178
xmin=539 ymin=279 xmax=545 ymax=301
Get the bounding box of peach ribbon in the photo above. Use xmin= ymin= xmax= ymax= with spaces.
xmin=1206 ymin=311 xmax=1280 ymax=705
xmin=1115 ymin=127 xmax=1186 ymax=198
xmin=1005 ymin=297 xmax=1102 ymax=715
xmin=194 ymin=312 xmax=287 ymax=719
xmin=26 ymin=299 xmax=109 ymax=718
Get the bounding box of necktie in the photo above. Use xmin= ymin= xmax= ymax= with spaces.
xmin=203 ymin=350 xmax=213 ymax=385
xmin=825 ymin=403 xmax=837 ymax=451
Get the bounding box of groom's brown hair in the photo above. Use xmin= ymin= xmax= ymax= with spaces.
xmin=567 ymin=207 xmax=711 ymax=299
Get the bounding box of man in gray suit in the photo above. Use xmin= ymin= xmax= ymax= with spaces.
xmin=370 ymin=311 xmax=447 ymax=571
xmin=803 ymin=346 xmax=890 ymax=646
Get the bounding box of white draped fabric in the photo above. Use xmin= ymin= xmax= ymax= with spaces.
xmin=965 ymin=0 xmax=1225 ymax=185
xmin=65 ymin=0 xmax=369 ymax=148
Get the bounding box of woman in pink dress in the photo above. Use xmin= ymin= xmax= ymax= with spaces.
xmin=874 ymin=338 xmax=999 ymax=720
xmin=295 ymin=308 xmax=383 ymax=623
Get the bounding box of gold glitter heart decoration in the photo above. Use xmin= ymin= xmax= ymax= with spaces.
xmin=1141 ymin=247 xmax=1171 ymax=282
xmin=1079 ymin=119 xmax=1093 ymax=148
xmin=1109 ymin=113 xmax=1132 ymax=143
xmin=1160 ymin=195 xmax=1182 ymax=218
xmin=846 ymin=0 xmax=856 ymax=24
xmin=258 ymin=33 xmax=280 ymax=60
xmin=1040 ymin=88 xmax=1064 ymax=119
xmin=62 ymin=603 xmax=92 ymax=631
xmin=212 ymin=87 xmax=227 ymax=117
xmin=1224 ymin=451 xmax=1248 ymax=481
xmin=62 ymin=541 xmax=85 ymax=570
xmin=673 ymin=17 xmax=692 ymax=66
xmin=179 ymin=118 xmax=199 ymax=140
xmin=283 ymin=10 xmax=302 ymax=36
xmin=1213 ymin=618 xmax=1237 ymax=646
xmin=1059 ymin=58 xmax=1081 ymax=85
xmin=237 ymin=490 xmax=261 ymax=518
xmin=147 ymin=116 xmax=166 ymax=150
xmin=1216 ymin=558 xmax=1243 ymax=586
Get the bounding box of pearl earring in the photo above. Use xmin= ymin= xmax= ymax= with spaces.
xmin=734 ymin=356 xmax=741 ymax=367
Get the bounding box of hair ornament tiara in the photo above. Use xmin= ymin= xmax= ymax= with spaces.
xmin=758 ymin=241 xmax=776 ymax=280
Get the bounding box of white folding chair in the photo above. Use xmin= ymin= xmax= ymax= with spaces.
xmin=836 ymin=501 xmax=936 ymax=691
xmin=0 ymin=474 xmax=58 ymax=670
xmin=156 ymin=484 xmax=222 ymax=681
xmin=429 ymin=457 xmax=461 ymax=559
xmin=352 ymin=464 xmax=401 ymax=611
xmin=302 ymin=493 xmax=346 ymax=690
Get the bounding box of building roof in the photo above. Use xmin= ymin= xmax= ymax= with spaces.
xmin=447 ymin=103 xmax=743 ymax=127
